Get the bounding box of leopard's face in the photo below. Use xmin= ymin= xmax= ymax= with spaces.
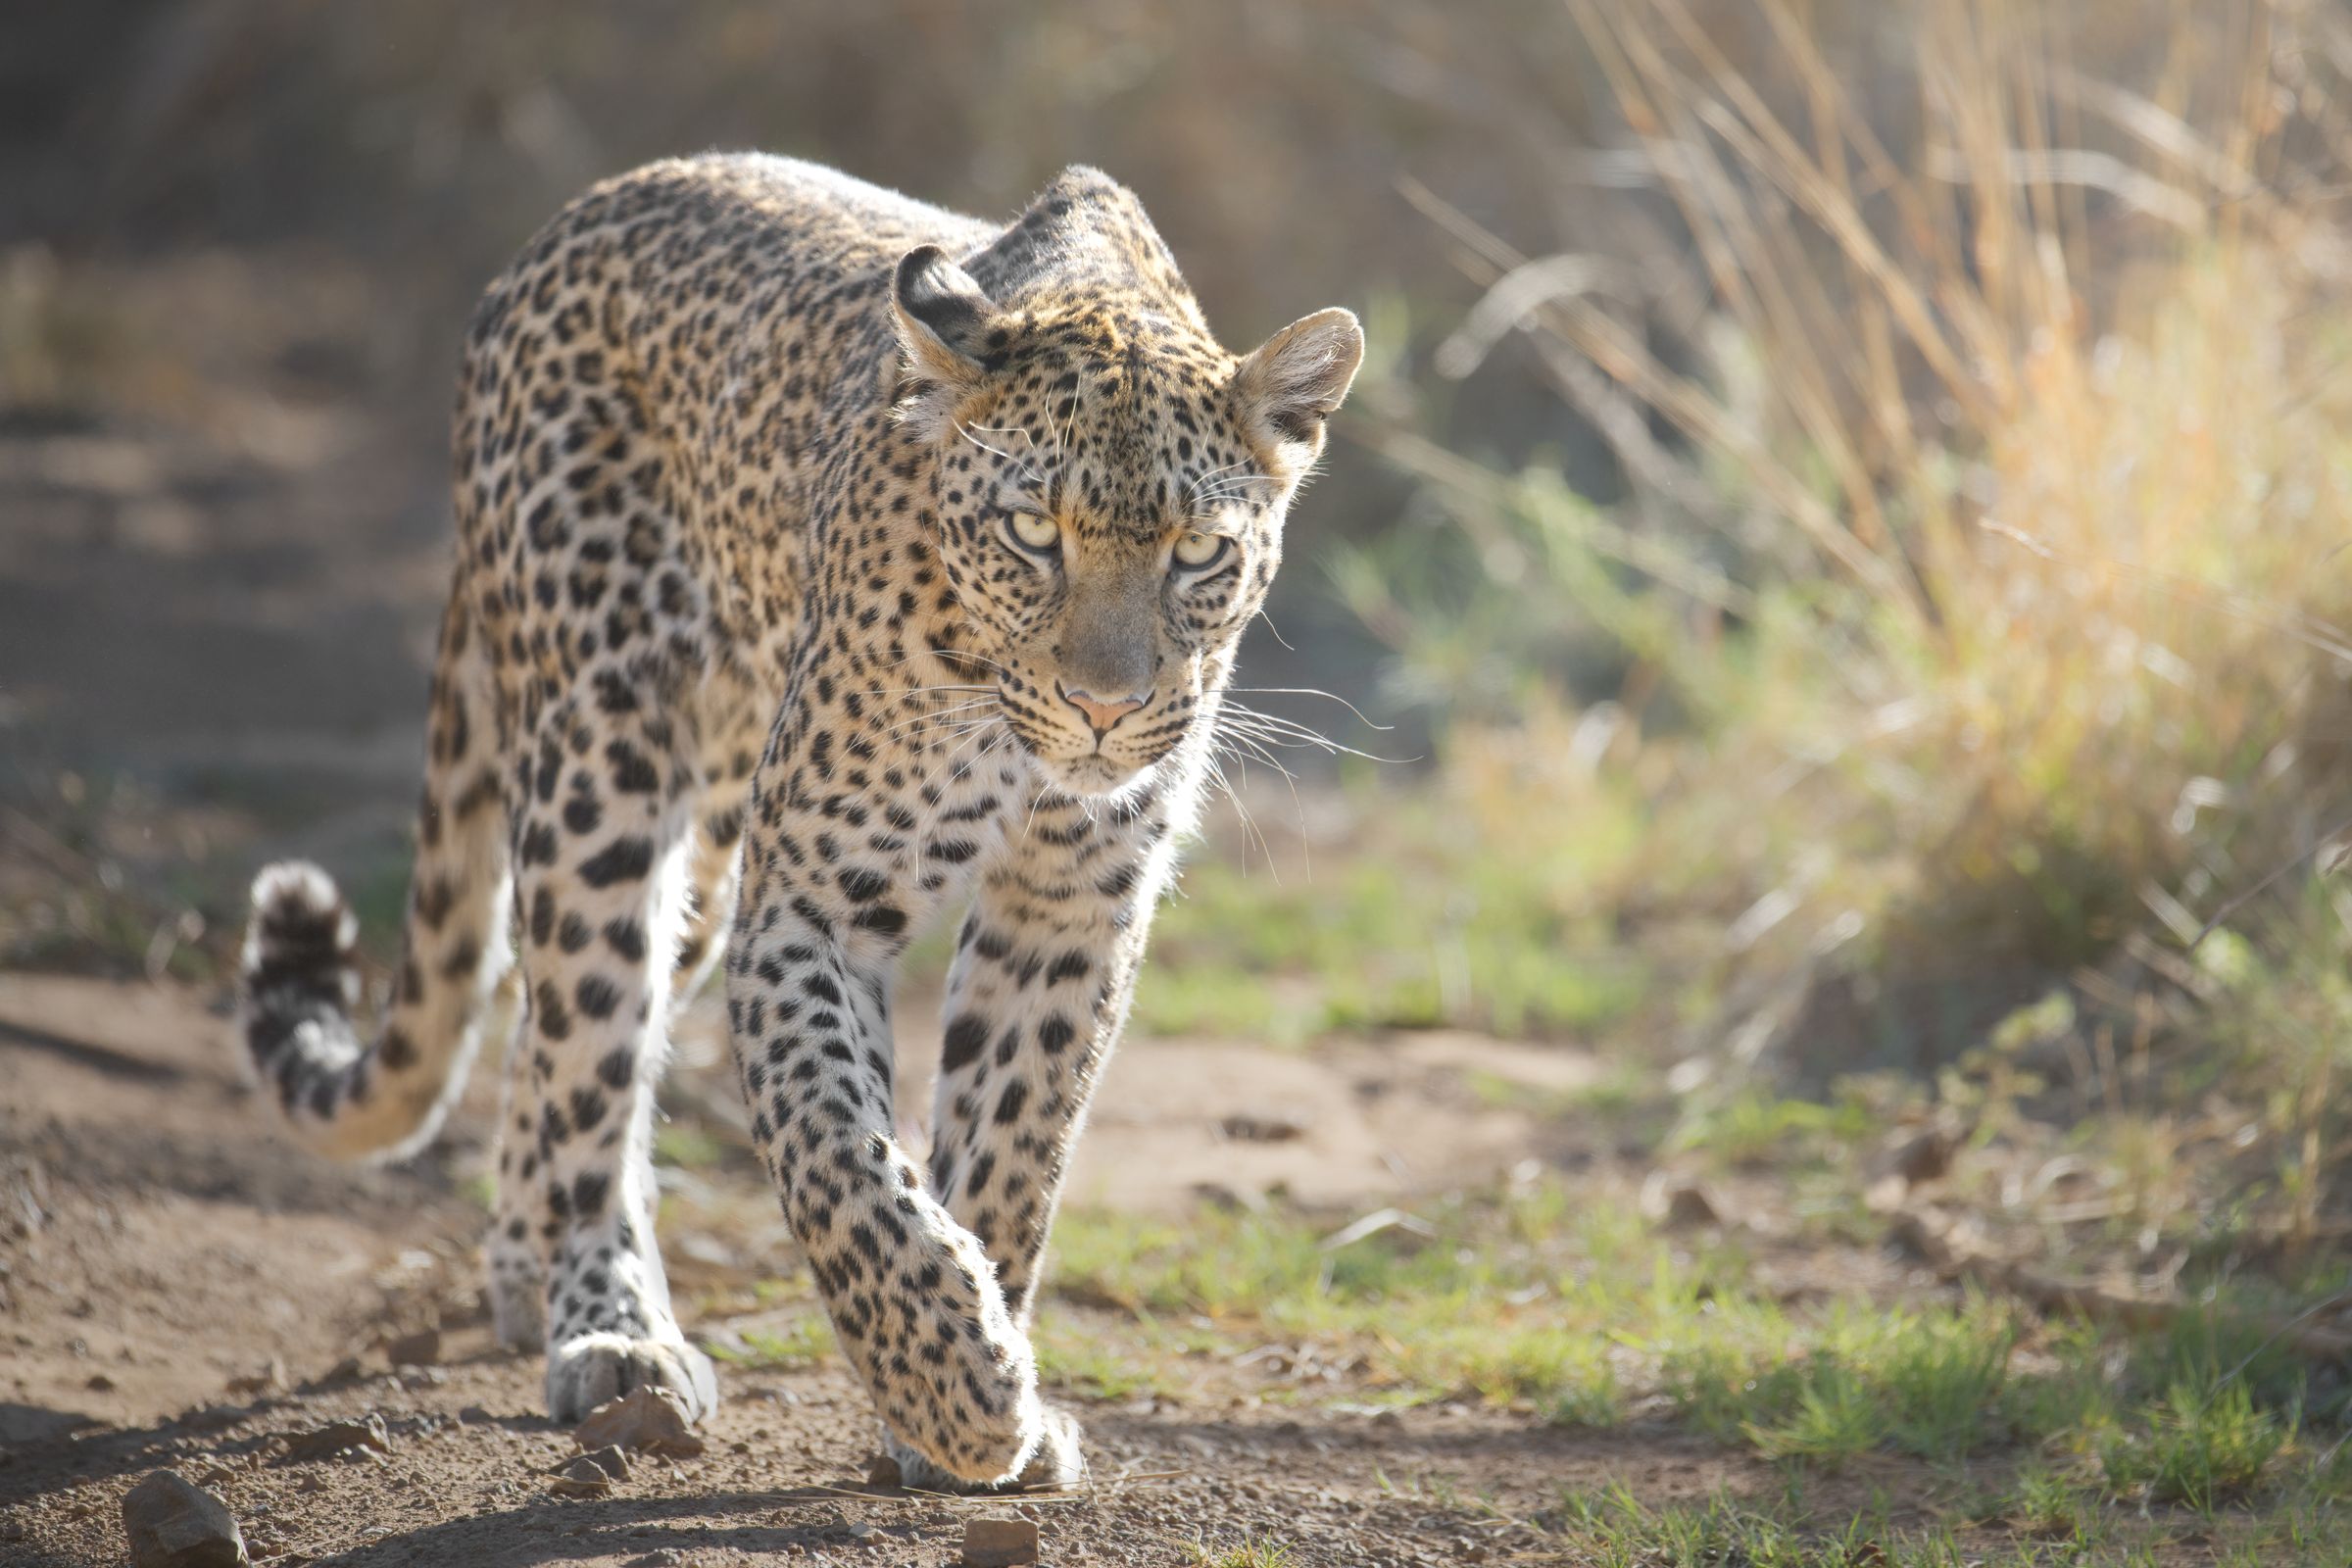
xmin=930 ymin=361 xmax=1292 ymax=797
xmin=894 ymin=247 xmax=1363 ymax=799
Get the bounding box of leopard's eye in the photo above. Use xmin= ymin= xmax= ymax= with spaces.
xmin=1006 ymin=511 xmax=1061 ymax=555
xmin=1172 ymin=530 xmax=1230 ymax=570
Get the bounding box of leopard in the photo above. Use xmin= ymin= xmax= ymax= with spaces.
xmin=234 ymin=153 xmax=1360 ymax=1491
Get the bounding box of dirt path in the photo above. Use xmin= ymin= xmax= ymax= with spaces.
xmin=0 ymin=971 xmax=1817 ymax=1567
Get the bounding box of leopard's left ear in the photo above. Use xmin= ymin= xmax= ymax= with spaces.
xmin=1235 ymin=307 xmax=1364 ymax=455
xmin=890 ymin=245 xmax=1014 ymax=439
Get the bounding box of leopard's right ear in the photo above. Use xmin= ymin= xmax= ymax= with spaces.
xmin=890 ymin=246 xmax=1013 ymax=439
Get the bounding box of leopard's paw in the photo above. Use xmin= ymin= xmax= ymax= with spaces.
xmin=880 ymin=1402 xmax=1086 ymax=1494
xmin=546 ymin=1333 xmax=717 ymax=1424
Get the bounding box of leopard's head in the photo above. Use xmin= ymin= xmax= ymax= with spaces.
xmin=891 ymin=176 xmax=1361 ymax=799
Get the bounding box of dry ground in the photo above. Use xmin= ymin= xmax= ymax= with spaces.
xmin=1 ymin=968 xmax=1867 ymax=1568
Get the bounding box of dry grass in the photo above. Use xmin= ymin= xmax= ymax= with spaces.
xmin=1345 ymin=0 xmax=2352 ymax=1294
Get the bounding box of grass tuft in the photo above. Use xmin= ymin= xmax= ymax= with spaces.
xmin=1181 ymin=1533 xmax=1297 ymax=1568
xmin=2100 ymin=1380 xmax=2293 ymax=1515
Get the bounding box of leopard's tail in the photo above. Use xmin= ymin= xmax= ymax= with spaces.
xmin=238 ymin=596 xmax=514 ymax=1161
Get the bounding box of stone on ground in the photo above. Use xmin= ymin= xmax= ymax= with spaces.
xmin=548 ymin=1454 xmax=617 ymax=1499
xmin=961 ymin=1515 xmax=1039 ymax=1567
xmin=573 ymin=1386 xmax=706 ymax=1458
xmin=122 ymin=1470 xmax=248 ymax=1567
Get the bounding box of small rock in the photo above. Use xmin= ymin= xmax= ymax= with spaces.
xmin=863 ymin=1452 xmax=904 ymax=1489
xmin=573 ymin=1387 xmax=704 ymax=1458
xmin=277 ymin=1415 xmax=392 ymax=1463
xmin=1890 ymin=1125 xmax=1958 ymax=1186
xmin=86 ymin=1373 xmax=116 ymax=1392
xmin=548 ymin=1454 xmax=616 ymax=1499
xmin=314 ymin=1356 xmax=366 ymax=1388
xmin=960 ymin=1515 xmax=1038 ymax=1567
xmin=384 ymin=1328 xmax=442 ymax=1367
xmin=1867 ymin=1121 xmax=1964 ymax=1209
xmin=1642 ymin=1172 xmax=1723 ymax=1230
xmin=848 ymin=1521 xmax=877 ymax=1542
xmin=1662 ymin=1184 xmax=1721 ymax=1228
xmin=225 ymin=1359 xmax=288 ymax=1397
xmin=122 ymin=1469 xmax=248 ymax=1567
xmin=1217 ymin=1112 xmax=1308 ymax=1143
xmin=573 ymin=1446 xmax=631 ymax=1482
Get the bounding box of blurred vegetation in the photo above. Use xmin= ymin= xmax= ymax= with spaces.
xmin=1119 ymin=0 xmax=2352 ymax=1318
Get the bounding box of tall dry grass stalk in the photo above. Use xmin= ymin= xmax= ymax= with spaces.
xmin=1397 ymin=0 xmax=2352 ymax=969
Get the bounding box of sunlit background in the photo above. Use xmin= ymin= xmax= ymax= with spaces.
xmin=9 ymin=2 xmax=2352 ymax=1557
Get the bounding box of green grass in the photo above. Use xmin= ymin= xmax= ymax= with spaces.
xmin=2101 ymin=1381 xmax=2293 ymax=1515
xmin=1674 ymin=1303 xmax=2018 ymax=1466
xmin=1551 ymin=1488 xmax=1965 ymax=1568
xmin=1134 ymin=779 xmax=1652 ymax=1042
xmin=1543 ymin=1471 xmax=2352 ymax=1567
xmin=1666 ymin=1087 xmax=1879 ymax=1170
xmin=703 ymin=1312 xmax=835 ymax=1369
xmin=1049 ymin=1176 xmax=2350 ymax=1541
xmin=1033 ymin=1317 xmax=1180 ymax=1402
xmin=653 ymin=1123 xmax=731 ymax=1172
xmin=1181 ymin=1534 xmax=1297 ymax=1568
xmin=1045 ymin=1176 xmax=2352 ymax=1563
xmin=2007 ymin=1466 xmax=2100 ymax=1544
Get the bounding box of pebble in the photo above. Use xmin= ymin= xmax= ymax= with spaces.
xmin=960 ymin=1515 xmax=1039 ymax=1567
xmin=574 ymin=1387 xmax=706 ymax=1458
xmin=276 ymin=1414 xmax=392 ymax=1463
xmin=548 ymin=1454 xmax=616 ymax=1499
xmin=575 ymin=1446 xmax=632 ymax=1482
xmin=122 ymin=1469 xmax=248 ymax=1567
xmin=224 ymin=1357 xmax=288 ymax=1397
xmin=317 ymin=1355 xmax=366 ymax=1387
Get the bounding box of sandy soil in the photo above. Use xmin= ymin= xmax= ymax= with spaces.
xmin=0 ymin=968 xmax=1839 ymax=1568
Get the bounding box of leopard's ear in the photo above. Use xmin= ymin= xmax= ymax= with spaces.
xmin=1235 ymin=307 xmax=1363 ymax=457
xmin=890 ymin=245 xmax=1012 ymax=440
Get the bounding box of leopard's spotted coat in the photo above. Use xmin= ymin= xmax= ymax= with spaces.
xmin=238 ymin=155 xmax=1360 ymax=1489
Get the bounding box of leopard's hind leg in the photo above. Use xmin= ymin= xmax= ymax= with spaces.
xmin=506 ymin=679 xmax=717 ymax=1422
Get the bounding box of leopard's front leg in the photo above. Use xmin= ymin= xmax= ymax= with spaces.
xmin=727 ymin=729 xmax=1051 ymax=1487
xmin=899 ymin=783 xmax=1180 ymax=1491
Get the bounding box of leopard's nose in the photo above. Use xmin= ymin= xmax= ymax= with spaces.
xmin=1057 ymin=681 xmax=1151 ymax=737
